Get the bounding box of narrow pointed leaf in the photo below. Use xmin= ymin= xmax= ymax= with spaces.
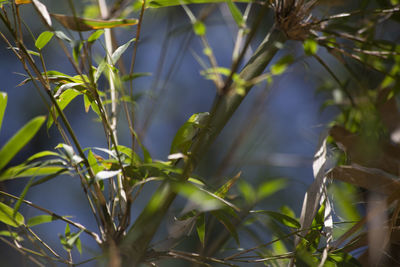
xmin=0 ymin=92 xmax=7 ymax=132
xmin=51 ymin=13 xmax=138 ymax=32
xmin=27 ymin=215 xmax=58 ymax=227
xmin=33 ymin=0 xmax=52 ymax=26
xmin=0 ymin=116 xmax=45 ymax=170
xmin=147 ymin=0 xmax=251 ymax=8
xmin=0 ymin=202 xmax=24 ymax=227
xmin=111 ymin=38 xmax=136 ymax=65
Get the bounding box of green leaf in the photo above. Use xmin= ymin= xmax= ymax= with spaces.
xmin=27 ymin=150 xmax=61 ymax=162
xmin=111 ymin=38 xmax=136 ymax=65
xmin=51 ymin=13 xmax=138 ymax=31
xmin=0 ymin=202 xmax=24 ymax=227
xmin=147 ymin=0 xmax=251 ymax=8
xmin=256 ymin=178 xmax=286 ymax=200
xmin=0 ymin=92 xmax=7 ymax=132
xmin=170 ymin=112 xmax=210 ymax=155
xmin=87 ymin=29 xmax=104 ymax=43
xmin=227 ymin=0 xmax=244 ymax=27
xmin=121 ymin=72 xmax=152 ymax=82
xmin=238 ymin=180 xmax=256 ymax=205
xmin=47 ymin=89 xmax=81 ymax=129
xmin=0 ymin=116 xmax=46 ymax=170
xmin=303 ymin=39 xmax=318 ymax=56
xmin=35 ymin=31 xmax=54 ymax=50
xmin=0 ymin=230 xmax=23 ymax=241
xmin=270 ymin=55 xmax=294 ymax=76
xmin=27 ymin=215 xmax=58 ymax=227
xmin=132 ymin=131 xmax=152 ymax=163
xmin=0 ymin=165 xmax=67 ymax=181
xmin=196 ymin=213 xmax=206 ymax=246
xmin=211 ymin=210 xmax=239 ymax=244
xmin=251 ymin=210 xmax=301 ymax=228
xmin=13 ymin=177 xmax=34 ymax=217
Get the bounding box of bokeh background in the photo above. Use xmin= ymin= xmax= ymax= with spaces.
xmin=2 ymin=1 xmax=396 ymax=266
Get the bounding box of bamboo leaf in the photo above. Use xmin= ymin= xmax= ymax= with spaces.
xmin=0 ymin=116 xmax=45 ymax=170
xmin=33 ymin=0 xmax=52 ymax=26
xmin=47 ymin=89 xmax=81 ymax=129
xmin=0 ymin=202 xmax=24 ymax=227
xmin=196 ymin=213 xmax=206 ymax=246
xmin=87 ymin=29 xmax=104 ymax=43
xmin=227 ymin=0 xmax=244 ymax=27
xmin=0 ymin=92 xmax=7 ymax=132
xmin=0 ymin=165 xmax=67 ymax=181
xmin=35 ymin=31 xmax=54 ymax=50
xmin=146 ymin=0 xmax=251 ymax=8
xmin=251 ymin=210 xmax=301 ymax=228
xmin=27 ymin=215 xmax=58 ymax=227
xmin=51 ymin=13 xmax=138 ymax=32
xmin=111 ymin=38 xmax=136 ymax=65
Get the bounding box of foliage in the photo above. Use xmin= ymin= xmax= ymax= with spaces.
xmin=0 ymin=0 xmax=399 ymax=266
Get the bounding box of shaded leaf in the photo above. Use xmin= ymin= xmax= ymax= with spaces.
xmin=328 ymin=165 xmax=400 ymax=198
xmin=147 ymin=0 xmax=251 ymax=8
xmin=257 ymin=178 xmax=287 ymax=200
xmin=0 ymin=116 xmax=46 ymax=170
xmin=196 ymin=213 xmax=206 ymax=246
xmin=51 ymin=13 xmax=138 ymax=31
xmin=252 ymin=210 xmax=301 ymax=228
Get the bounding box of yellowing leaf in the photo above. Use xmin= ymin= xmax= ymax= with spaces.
xmin=51 ymin=13 xmax=138 ymax=32
xmin=15 ymin=0 xmax=31 ymax=4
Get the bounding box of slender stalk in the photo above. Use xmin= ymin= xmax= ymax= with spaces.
xmin=121 ymin=26 xmax=286 ymax=265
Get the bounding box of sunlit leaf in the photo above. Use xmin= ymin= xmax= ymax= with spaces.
xmin=0 ymin=116 xmax=45 ymax=170
xmin=47 ymin=89 xmax=81 ymax=129
xmin=0 ymin=92 xmax=7 ymax=132
xmin=95 ymin=170 xmax=121 ymax=182
xmin=227 ymin=0 xmax=244 ymax=27
xmin=257 ymin=178 xmax=287 ymax=200
xmin=111 ymin=38 xmax=136 ymax=65
xmin=87 ymin=29 xmax=104 ymax=43
xmin=33 ymin=0 xmax=52 ymax=26
xmin=27 ymin=215 xmax=58 ymax=227
xmin=270 ymin=55 xmax=294 ymax=76
xmin=193 ymin=21 xmax=206 ymax=36
xmin=303 ymin=39 xmax=318 ymax=56
xmin=51 ymin=13 xmax=138 ymax=31
xmin=0 ymin=165 xmax=67 ymax=181
xmin=0 ymin=202 xmax=24 ymax=227
xmin=15 ymin=0 xmax=31 ymax=4
xmin=35 ymin=31 xmax=54 ymax=50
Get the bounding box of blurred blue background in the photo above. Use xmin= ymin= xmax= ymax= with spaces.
xmin=0 ymin=1 xmax=346 ymax=266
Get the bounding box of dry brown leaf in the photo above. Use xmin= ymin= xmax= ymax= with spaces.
xmin=330 ymin=125 xmax=400 ymax=176
xmin=328 ymin=165 xmax=400 ymax=198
